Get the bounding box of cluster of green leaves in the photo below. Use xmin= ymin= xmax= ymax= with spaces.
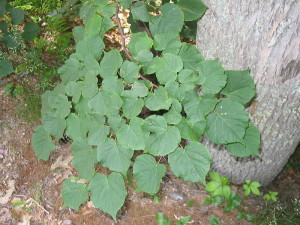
xmin=156 ymin=212 xmax=191 ymax=225
xmin=0 ymin=0 xmax=40 ymax=78
xmin=31 ymin=0 xmax=260 ymax=221
xmin=5 ymin=82 xmax=24 ymax=97
xmin=204 ymin=172 xmax=278 ymax=222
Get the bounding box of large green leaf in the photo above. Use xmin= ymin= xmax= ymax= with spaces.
xmin=133 ymin=154 xmax=166 ymax=194
xmin=58 ymin=58 xmax=82 ymax=84
xmin=121 ymin=91 xmax=144 ymax=119
xmin=165 ymin=81 xmax=186 ymax=102
xmin=149 ymin=3 xmax=184 ymax=36
xmin=0 ymin=59 xmax=14 ymax=78
xmin=163 ymin=101 xmax=182 ymax=125
xmin=168 ymin=141 xmax=211 ymax=184
xmin=116 ymin=119 xmax=145 ymax=150
xmin=178 ymin=43 xmax=204 ymax=70
xmin=22 ymin=22 xmax=40 ymax=41
xmin=89 ymin=173 xmax=127 ymax=221
xmin=0 ymin=0 xmax=7 ymax=17
xmin=99 ymin=49 xmax=123 ymax=78
xmin=43 ymin=111 xmax=66 ymax=140
xmin=62 ymin=178 xmax=89 ymax=211
xmin=31 ymin=126 xmax=56 ymax=161
xmin=72 ymin=140 xmax=97 ymax=180
xmin=50 ymin=94 xmax=72 ymax=118
xmin=76 ymin=35 xmax=104 ymax=61
xmin=176 ymin=118 xmax=206 ymax=141
xmin=131 ymin=1 xmax=151 ymax=22
xmin=226 ymin=123 xmax=260 ymax=157
xmin=120 ymin=60 xmax=140 ymax=83
xmin=85 ymin=13 xmax=103 ymax=36
xmin=102 ymin=77 xmax=124 ymax=95
xmin=221 ymin=70 xmax=256 ymax=104
xmin=10 ymin=8 xmax=25 ymax=25
xmin=128 ymin=32 xmax=153 ymax=56
xmin=205 ymin=99 xmax=249 ymax=144
xmin=145 ymin=86 xmax=172 ymax=111
xmin=87 ymin=125 xmax=110 ymax=146
xmin=176 ymin=0 xmax=207 ymax=21
xmin=132 ymin=80 xmax=149 ymax=97
xmin=142 ymin=115 xmax=167 ymax=134
xmin=156 ymin=53 xmax=183 ymax=84
xmin=97 ymin=138 xmax=133 ymax=174
xmin=88 ymin=90 xmax=123 ymax=116
xmin=198 ymin=60 xmax=227 ymax=95
xmin=145 ymin=126 xmax=181 ymax=156
xmin=65 ymin=113 xmax=91 ymax=140
xmin=183 ymin=93 xmax=217 ymax=123
xmin=72 ymin=26 xmax=85 ymax=43
xmin=153 ymin=32 xmax=181 ymax=54
xmin=81 ymin=73 xmax=98 ymax=98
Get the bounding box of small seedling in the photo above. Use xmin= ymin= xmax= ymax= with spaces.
xmin=176 ymin=215 xmax=191 ymax=225
xmin=243 ymin=180 xmax=261 ymax=196
xmin=209 ymin=215 xmax=220 ymax=225
xmin=153 ymin=196 xmax=160 ymax=204
xmin=187 ymin=200 xmax=194 ymax=207
xmin=263 ymin=191 xmax=278 ymax=202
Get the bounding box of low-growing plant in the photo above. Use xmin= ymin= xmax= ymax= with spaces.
xmin=5 ymin=82 xmax=24 ymax=97
xmin=31 ymin=0 xmax=262 ymax=221
xmin=156 ymin=212 xmax=191 ymax=225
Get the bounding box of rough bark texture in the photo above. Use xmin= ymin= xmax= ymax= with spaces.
xmin=197 ymin=0 xmax=300 ymax=185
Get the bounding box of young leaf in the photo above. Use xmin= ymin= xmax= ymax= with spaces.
xmin=97 ymin=138 xmax=133 ymax=174
xmin=62 ymin=179 xmax=88 ymax=211
xmin=89 ymin=173 xmax=127 ymax=221
xmin=156 ymin=212 xmax=171 ymax=225
xmin=133 ymin=154 xmax=166 ymax=194
xmin=72 ymin=140 xmax=97 ymax=180
xmin=205 ymin=99 xmax=249 ymax=144
xmin=198 ymin=60 xmax=227 ymax=95
xmin=209 ymin=215 xmax=220 ymax=225
xmin=168 ymin=142 xmax=211 ymax=184
xmin=176 ymin=0 xmax=207 ymax=21
xmin=226 ymin=123 xmax=260 ymax=157
xmin=156 ymin=53 xmax=183 ymax=84
xmin=99 ymin=49 xmax=123 ymax=78
xmin=176 ymin=215 xmax=191 ymax=225
xmin=221 ymin=70 xmax=256 ymax=104
xmin=149 ymin=3 xmax=184 ymax=36
xmin=31 ymin=126 xmax=56 ymax=161
xmin=131 ymin=1 xmax=151 ymax=22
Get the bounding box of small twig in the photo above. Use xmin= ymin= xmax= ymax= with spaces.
xmin=115 ymin=4 xmax=131 ymax=59
xmin=28 ymin=197 xmax=49 ymax=214
xmin=141 ymin=21 xmax=154 ymax=39
xmin=139 ymin=74 xmax=158 ymax=88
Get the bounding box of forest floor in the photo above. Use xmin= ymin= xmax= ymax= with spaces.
xmin=1 ymin=78 xmax=300 ymax=225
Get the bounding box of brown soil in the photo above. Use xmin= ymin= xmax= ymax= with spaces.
xmin=1 ymin=82 xmax=300 ymax=225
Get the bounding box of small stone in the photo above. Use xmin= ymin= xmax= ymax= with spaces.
xmin=63 ymin=219 xmax=72 ymax=225
xmin=169 ymin=192 xmax=184 ymax=202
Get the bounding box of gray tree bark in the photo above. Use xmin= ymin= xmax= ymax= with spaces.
xmin=196 ymin=0 xmax=300 ymax=185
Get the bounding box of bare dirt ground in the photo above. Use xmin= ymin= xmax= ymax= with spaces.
xmin=1 ymin=82 xmax=300 ymax=225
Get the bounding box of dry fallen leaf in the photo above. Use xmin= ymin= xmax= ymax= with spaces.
xmin=0 ymin=179 xmax=15 ymax=204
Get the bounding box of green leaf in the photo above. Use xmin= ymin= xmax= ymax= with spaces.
xmin=153 ymin=32 xmax=181 ymax=53
xmin=66 ymin=113 xmax=90 ymax=140
xmin=62 ymin=179 xmax=88 ymax=211
xmin=183 ymin=93 xmax=217 ymax=123
xmin=89 ymin=173 xmax=127 ymax=221
xmin=180 ymin=20 xmax=198 ymax=40
xmin=156 ymin=53 xmax=183 ymax=84
xmin=97 ymin=138 xmax=133 ymax=174
xmin=131 ymin=1 xmax=151 ymax=22
xmin=72 ymin=26 xmax=85 ymax=43
xmin=88 ymin=90 xmax=123 ymax=116
xmin=22 ymin=22 xmax=40 ymax=41
xmin=81 ymin=73 xmax=98 ymax=98
xmin=176 ymin=118 xmax=206 ymax=141
xmin=178 ymin=69 xmax=199 ymax=85
xmin=102 ymin=77 xmax=124 ymax=94
xmin=0 ymin=59 xmax=14 ymax=78
xmin=145 ymin=86 xmax=172 ymax=111
xmin=226 ymin=123 xmax=260 ymax=157
xmin=120 ymin=60 xmax=139 ymax=83
xmin=198 ymin=60 xmax=227 ymax=94
xmin=176 ymin=215 xmax=191 ymax=225
xmin=58 ymin=58 xmax=82 ymax=84
xmin=72 ymin=140 xmax=97 ymax=180
xmin=145 ymin=126 xmax=181 ymax=156
xmin=10 ymin=8 xmax=25 ymax=25
xmin=116 ymin=119 xmax=145 ymax=150
xmin=76 ymin=35 xmax=104 ymax=61
xmin=165 ymin=81 xmax=187 ymax=102
xmin=31 ymin=126 xmax=56 ymax=161
xmin=99 ymin=49 xmax=123 ymax=78
xmin=168 ymin=141 xmax=211 ymax=184
xmin=220 ymin=70 xmax=256 ymax=104
xmin=163 ymin=102 xmax=182 ymax=125
xmin=209 ymin=215 xmax=220 ymax=225
xmin=51 ymin=94 xmax=72 ymax=118
xmin=108 ymin=115 xmax=125 ymax=133
xmin=85 ymin=13 xmax=103 ymax=36
xmin=43 ymin=111 xmax=66 ymax=140
xmin=119 ymin=0 xmax=132 ymax=8
xmin=206 ymin=99 xmax=249 ymax=144
xmin=178 ymin=43 xmax=204 ymax=70
xmin=128 ymin=32 xmax=153 ymax=56
xmin=87 ymin=125 xmax=110 ymax=146
xmin=142 ymin=115 xmax=167 ymax=134
xmin=0 ymin=0 xmax=7 ymax=17
xmin=133 ymin=154 xmax=166 ymax=194
xmin=0 ymin=21 xmax=8 ymax=33
xmin=177 ymin=0 xmax=207 ymax=21
xmin=132 ymin=80 xmax=149 ymax=97
xmin=121 ymin=91 xmax=144 ymax=119
xmin=156 ymin=212 xmax=171 ymax=225
xmin=149 ymin=3 xmax=184 ymax=36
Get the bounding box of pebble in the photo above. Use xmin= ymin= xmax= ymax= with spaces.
xmin=169 ymin=192 xmax=184 ymax=202
xmin=63 ymin=219 xmax=72 ymax=225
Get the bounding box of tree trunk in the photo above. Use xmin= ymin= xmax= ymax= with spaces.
xmin=196 ymin=0 xmax=300 ymax=185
